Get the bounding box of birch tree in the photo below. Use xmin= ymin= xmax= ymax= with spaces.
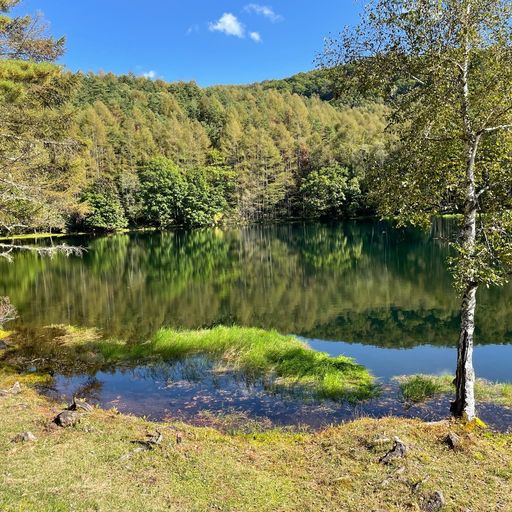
xmin=323 ymin=0 xmax=512 ymax=419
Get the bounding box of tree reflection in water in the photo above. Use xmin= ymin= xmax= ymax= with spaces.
xmin=1 ymin=219 xmax=511 ymax=347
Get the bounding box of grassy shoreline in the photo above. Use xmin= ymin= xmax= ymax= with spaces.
xmin=0 ymin=372 xmax=511 ymax=511
xmin=5 ymin=325 xmax=377 ymax=402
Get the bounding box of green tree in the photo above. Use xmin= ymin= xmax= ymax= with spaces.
xmin=0 ymin=0 xmax=82 ymax=257
xmin=138 ymin=157 xmax=188 ymax=228
xmin=300 ymin=164 xmax=360 ymax=218
xmin=323 ymin=0 xmax=512 ymax=419
xmin=181 ymin=166 xmax=228 ymax=227
xmin=81 ymin=180 xmax=128 ymax=232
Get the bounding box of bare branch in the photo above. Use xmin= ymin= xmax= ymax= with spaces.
xmin=479 ymin=124 xmax=512 ymax=134
xmin=0 ymin=243 xmax=85 ymax=258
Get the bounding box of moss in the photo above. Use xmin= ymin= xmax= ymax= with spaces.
xmin=0 ymin=330 xmax=11 ymax=340
xmin=0 ymin=367 xmax=52 ymax=387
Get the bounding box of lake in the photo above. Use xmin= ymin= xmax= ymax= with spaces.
xmin=1 ymin=219 xmax=511 ymax=383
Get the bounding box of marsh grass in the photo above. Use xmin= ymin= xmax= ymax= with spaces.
xmin=97 ymin=327 xmax=378 ymax=402
xmin=397 ymin=374 xmax=512 ymax=407
xmin=6 ymin=325 xmax=377 ymax=402
xmin=398 ymin=375 xmax=446 ymax=403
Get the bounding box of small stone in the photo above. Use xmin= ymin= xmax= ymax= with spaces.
xmin=11 ymin=382 xmax=21 ymax=394
xmin=67 ymin=397 xmax=93 ymax=413
xmin=54 ymin=410 xmax=81 ymax=428
xmin=379 ymin=437 xmax=408 ymax=464
xmin=423 ymin=491 xmax=445 ymax=512
xmin=445 ymin=432 xmax=462 ymax=450
xmin=12 ymin=431 xmax=37 ymax=443
xmin=1 ymin=381 xmax=21 ymax=397
xmin=7 ymin=382 xmax=21 ymax=395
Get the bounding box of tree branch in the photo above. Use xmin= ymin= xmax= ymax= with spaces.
xmin=0 ymin=243 xmax=85 ymax=259
xmin=479 ymin=124 xmax=512 ymax=134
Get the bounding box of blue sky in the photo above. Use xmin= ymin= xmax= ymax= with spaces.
xmin=14 ymin=1 xmax=362 ymax=86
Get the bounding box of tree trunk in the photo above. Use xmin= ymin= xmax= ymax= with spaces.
xmin=450 ymin=123 xmax=479 ymax=420
xmin=451 ymin=282 xmax=477 ymax=419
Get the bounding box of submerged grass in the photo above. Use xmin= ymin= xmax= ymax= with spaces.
xmin=397 ymin=374 xmax=512 ymax=407
xmin=0 ymin=375 xmax=511 ymax=512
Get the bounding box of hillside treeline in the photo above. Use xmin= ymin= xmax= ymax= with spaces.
xmin=71 ymin=73 xmax=388 ymax=231
xmin=2 ymin=66 xmax=389 ymax=234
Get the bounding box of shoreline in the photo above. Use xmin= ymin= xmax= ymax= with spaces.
xmin=0 ymin=370 xmax=510 ymax=511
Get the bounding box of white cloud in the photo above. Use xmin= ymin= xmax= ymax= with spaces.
xmin=249 ymin=31 xmax=261 ymax=43
xmin=244 ymin=4 xmax=283 ymax=22
xmin=209 ymin=13 xmax=245 ymax=38
xmin=142 ymin=70 xmax=157 ymax=80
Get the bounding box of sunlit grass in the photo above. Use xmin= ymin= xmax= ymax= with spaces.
xmin=97 ymin=326 xmax=377 ymax=402
xmin=0 ymin=330 xmax=11 ymax=340
xmin=397 ymin=374 xmax=512 ymax=407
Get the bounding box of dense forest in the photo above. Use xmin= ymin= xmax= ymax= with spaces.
xmin=1 ymin=64 xmax=388 ymax=234
xmin=72 ymin=71 xmax=388 ymax=231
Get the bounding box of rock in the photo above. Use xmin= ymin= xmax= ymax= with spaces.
xmin=146 ymin=431 xmax=163 ymax=447
xmin=10 ymin=382 xmax=21 ymax=394
xmin=445 ymin=432 xmax=462 ymax=450
xmin=0 ymin=340 xmax=8 ymax=350
xmin=422 ymin=491 xmax=445 ymax=511
xmin=54 ymin=410 xmax=81 ymax=427
xmin=0 ymin=381 xmax=21 ymax=397
xmin=379 ymin=436 xmax=408 ymax=464
xmin=67 ymin=397 xmax=93 ymax=413
xmin=11 ymin=431 xmax=37 ymax=443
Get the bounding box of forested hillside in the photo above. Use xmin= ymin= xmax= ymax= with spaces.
xmin=2 ymin=65 xmax=389 ymax=234
xmin=72 ymin=72 xmax=387 ymax=231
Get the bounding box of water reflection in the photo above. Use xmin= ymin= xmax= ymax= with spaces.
xmin=1 ymin=219 xmax=511 ymax=347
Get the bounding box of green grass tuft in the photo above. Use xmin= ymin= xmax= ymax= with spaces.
xmin=397 ymin=374 xmax=512 ymax=407
xmin=397 ymin=375 xmax=445 ymax=403
xmin=7 ymin=325 xmax=377 ymax=402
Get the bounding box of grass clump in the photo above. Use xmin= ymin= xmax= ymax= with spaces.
xmin=397 ymin=375 xmax=445 ymax=403
xmin=98 ymin=327 xmax=377 ymax=402
xmin=6 ymin=325 xmax=376 ymax=402
xmin=397 ymin=374 xmax=512 ymax=407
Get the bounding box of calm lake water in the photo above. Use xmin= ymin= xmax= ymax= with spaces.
xmin=1 ymin=219 xmax=511 ymax=383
